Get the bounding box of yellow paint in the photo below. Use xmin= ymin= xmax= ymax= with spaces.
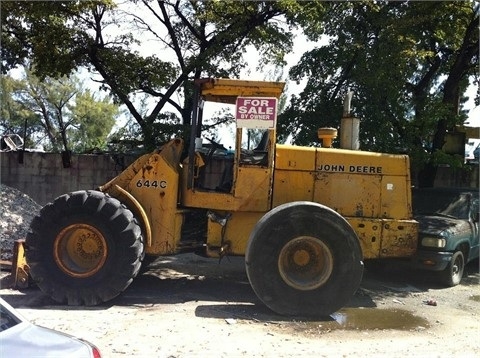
xmin=272 ymin=143 xmax=417 ymax=258
xmin=272 ymin=170 xmax=314 ymax=203
xmin=100 ymin=139 xmax=184 ymax=255
xmin=206 ymin=211 xmax=264 ymax=256
xmin=200 ymin=78 xmax=285 ymax=104
xmin=98 ymin=78 xmax=419 ymax=261
xmin=180 ymin=165 xmax=273 ymax=212
xmin=112 ymin=184 xmax=152 ymax=247
xmin=275 ymin=145 xmax=316 ymax=171
xmin=273 ymin=144 xmax=412 ymax=216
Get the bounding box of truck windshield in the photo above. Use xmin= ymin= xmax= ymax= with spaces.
xmin=412 ymin=190 xmax=472 ymax=220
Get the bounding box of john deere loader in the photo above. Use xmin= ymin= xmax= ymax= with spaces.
xmin=26 ymin=78 xmax=417 ymax=317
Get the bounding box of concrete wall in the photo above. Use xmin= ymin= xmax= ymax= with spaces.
xmin=1 ymin=150 xmax=478 ymax=207
xmin=1 ymin=151 xmax=136 ymax=206
xmin=434 ymin=165 xmax=479 ymax=189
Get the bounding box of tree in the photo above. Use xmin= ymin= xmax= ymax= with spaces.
xmin=2 ymin=0 xmax=326 ymax=150
xmin=280 ymin=1 xmax=478 ymax=186
xmin=68 ymin=89 xmax=118 ymax=152
xmin=1 ymin=75 xmax=42 ymax=149
xmin=1 ymin=69 xmax=118 ymax=153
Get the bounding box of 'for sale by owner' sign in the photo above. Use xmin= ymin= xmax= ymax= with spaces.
xmin=235 ymin=97 xmax=278 ymax=129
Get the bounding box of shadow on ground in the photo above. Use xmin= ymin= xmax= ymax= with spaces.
xmin=1 ymin=253 xmax=478 ymax=326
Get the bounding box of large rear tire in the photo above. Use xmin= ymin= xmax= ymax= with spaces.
xmin=245 ymin=201 xmax=363 ymax=317
xmin=26 ymin=190 xmax=144 ymax=305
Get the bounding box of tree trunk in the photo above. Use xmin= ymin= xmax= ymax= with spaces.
xmin=417 ymin=12 xmax=479 ymax=188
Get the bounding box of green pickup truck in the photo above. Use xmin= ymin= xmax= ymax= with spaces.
xmin=412 ymin=187 xmax=479 ymax=286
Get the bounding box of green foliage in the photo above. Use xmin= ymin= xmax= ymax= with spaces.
xmin=0 ymin=76 xmax=42 ymax=148
xmin=1 ymin=0 xmax=314 ymax=151
xmin=1 ymin=70 xmax=119 ymax=153
xmin=69 ymin=90 xmax=117 ymax=152
xmin=1 ymin=1 xmax=114 ymax=76
xmin=280 ymin=0 xmax=478 ymax=186
xmin=107 ymin=118 xmax=143 ymax=154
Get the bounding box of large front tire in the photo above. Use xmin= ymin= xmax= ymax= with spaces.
xmin=26 ymin=190 xmax=144 ymax=306
xmin=245 ymin=202 xmax=363 ymax=317
xmin=440 ymin=250 xmax=464 ymax=287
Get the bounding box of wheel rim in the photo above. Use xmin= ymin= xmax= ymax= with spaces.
xmin=452 ymin=254 xmax=463 ymax=280
xmin=54 ymin=224 xmax=107 ymax=278
xmin=278 ymin=236 xmax=334 ymax=291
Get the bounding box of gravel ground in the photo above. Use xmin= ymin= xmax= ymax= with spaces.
xmin=1 ymin=184 xmax=479 ymax=357
xmin=1 ymin=254 xmax=479 ymax=358
xmin=0 ymin=184 xmax=41 ymax=260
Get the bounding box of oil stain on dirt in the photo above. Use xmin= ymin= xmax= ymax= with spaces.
xmin=290 ymin=307 xmax=429 ymax=334
xmin=330 ymin=307 xmax=429 ymax=330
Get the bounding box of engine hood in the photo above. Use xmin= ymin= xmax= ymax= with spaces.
xmin=415 ymin=214 xmax=469 ymax=237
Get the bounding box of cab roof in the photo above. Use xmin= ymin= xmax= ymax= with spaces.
xmin=196 ymin=78 xmax=285 ymax=104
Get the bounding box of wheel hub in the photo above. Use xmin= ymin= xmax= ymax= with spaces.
xmin=54 ymin=224 xmax=107 ymax=278
xmin=278 ymin=236 xmax=333 ymax=291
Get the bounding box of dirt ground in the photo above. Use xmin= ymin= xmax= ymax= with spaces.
xmin=1 ymin=253 xmax=479 ymax=358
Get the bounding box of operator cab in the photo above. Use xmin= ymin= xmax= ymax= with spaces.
xmin=193 ymin=128 xmax=271 ymax=192
xmin=181 ymin=78 xmax=284 ymax=211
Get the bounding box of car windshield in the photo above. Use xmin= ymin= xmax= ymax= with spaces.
xmin=412 ymin=190 xmax=472 ymax=220
xmin=0 ymin=304 xmax=21 ymax=332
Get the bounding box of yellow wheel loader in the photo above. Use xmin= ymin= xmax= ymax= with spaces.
xmin=25 ymin=78 xmax=417 ymax=317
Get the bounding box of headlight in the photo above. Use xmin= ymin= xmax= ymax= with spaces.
xmin=421 ymin=237 xmax=446 ymax=248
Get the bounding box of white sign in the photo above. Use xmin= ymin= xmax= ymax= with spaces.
xmin=235 ymin=97 xmax=278 ymax=129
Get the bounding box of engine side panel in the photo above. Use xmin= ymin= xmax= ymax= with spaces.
xmin=272 ymin=144 xmax=417 ymax=258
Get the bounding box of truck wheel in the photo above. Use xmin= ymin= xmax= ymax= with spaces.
xmin=245 ymin=201 xmax=363 ymax=317
xmin=26 ymin=190 xmax=144 ymax=306
xmin=440 ymin=250 xmax=464 ymax=287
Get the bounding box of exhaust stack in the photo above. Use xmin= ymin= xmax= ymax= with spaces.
xmin=340 ymin=91 xmax=360 ymax=150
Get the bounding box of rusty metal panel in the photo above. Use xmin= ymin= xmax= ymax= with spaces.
xmin=313 ymin=173 xmax=382 ymax=218
xmin=347 ymin=218 xmax=383 ymax=259
xmin=125 ymin=153 xmax=181 ymax=254
xmin=101 ymin=139 xmax=184 ymax=255
xmin=313 ymin=147 xmax=413 ymax=220
xmin=348 ymin=218 xmax=418 ymax=259
xmin=378 ymin=219 xmax=418 ymax=258
xmin=272 ymin=170 xmax=315 ymax=207
xmin=380 ymin=175 xmax=413 ymax=219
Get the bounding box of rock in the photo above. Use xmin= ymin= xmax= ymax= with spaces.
xmin=0 ymin=184 xmax=42 ymax=260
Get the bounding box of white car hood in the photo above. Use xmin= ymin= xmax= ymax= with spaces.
xmin=0 ymin=321 xmax=93 ymax=357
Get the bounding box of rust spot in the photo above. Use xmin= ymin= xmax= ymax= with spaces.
xmin=355 ymin=204 xmax=363 ymax=216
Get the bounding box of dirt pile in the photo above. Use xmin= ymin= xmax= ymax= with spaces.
xmin=0 ymin=184 xmax=42 ymax=260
